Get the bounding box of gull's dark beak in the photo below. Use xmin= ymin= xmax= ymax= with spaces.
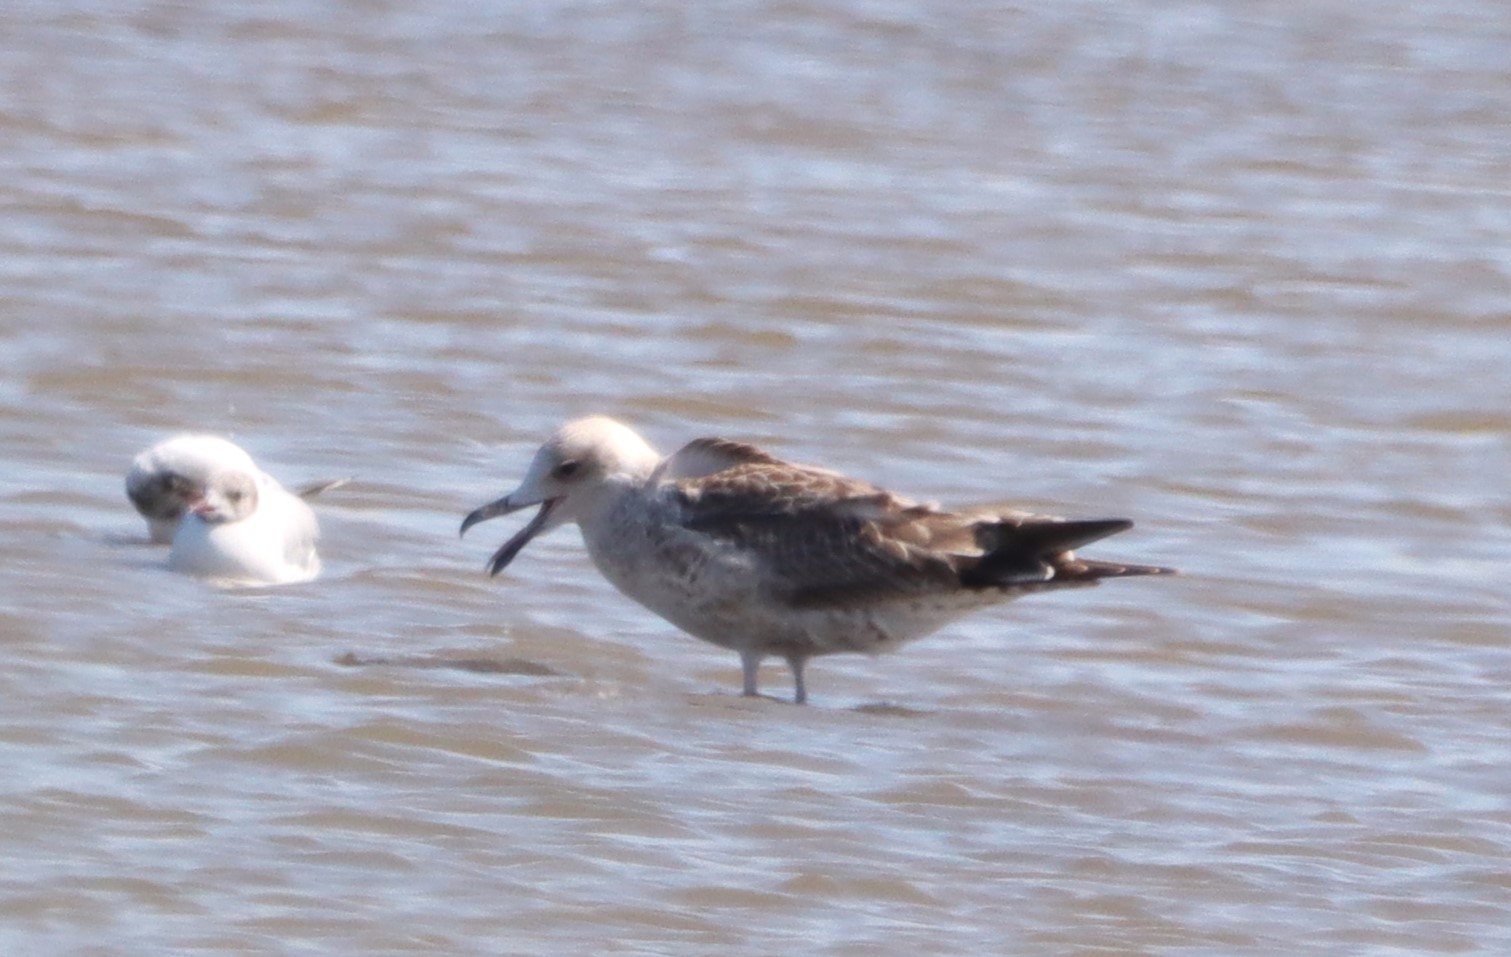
xmin=461 ymin=495 xmax=562 ymax=577
xmin=460 ymin=494 xmax=521 ymax=538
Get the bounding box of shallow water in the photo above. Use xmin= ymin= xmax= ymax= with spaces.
xmin=2 ymin=1 xmax=1509 ymax=954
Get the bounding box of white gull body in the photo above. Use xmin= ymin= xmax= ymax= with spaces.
xmin=461 ymin=416 xmax=1175 ymax=704
xmin=169 ymin=467 xmax=321 ymax=586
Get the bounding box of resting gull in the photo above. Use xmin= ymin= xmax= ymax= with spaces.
xmin=167 ymin=466 xmax=322 ymax=586
xmin=127 ymin=435 xmax=260 ymax=544
xmin=461 ymin=415 xmax=1176 ymax=704
xmin=127 ymin=433 xmax=347 ymax=545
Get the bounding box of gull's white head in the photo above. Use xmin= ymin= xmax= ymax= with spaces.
xmin=460 ymin=416 xmax=661 ymax=576
xmin=126 ymin=434 xmax=259 ymax=542
xmin=188 ymin=469 xmax=261 ymax=525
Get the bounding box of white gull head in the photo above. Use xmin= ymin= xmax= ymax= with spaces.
xmin=189 ymin=469 xmax=260 ymax=525
xmin=460 ymin=415 xmax=662 ymax=575
xmin=126 ymin=434 xmax=259 ymax=543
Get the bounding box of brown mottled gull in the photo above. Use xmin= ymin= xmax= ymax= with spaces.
xmin=461 ymin=416 xmax=1176 ymax=704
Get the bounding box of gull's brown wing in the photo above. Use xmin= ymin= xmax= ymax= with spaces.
xmin=665 ymin=438 xmax=1173 ymax=610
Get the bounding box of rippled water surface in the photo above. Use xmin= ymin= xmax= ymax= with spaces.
xmin=3 ymin=1 xmax=1509 ymax=954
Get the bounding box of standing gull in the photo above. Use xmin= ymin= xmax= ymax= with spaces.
xmin=461 ymin=416 xmax=1176 ymax=704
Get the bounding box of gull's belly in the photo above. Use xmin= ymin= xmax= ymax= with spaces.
xmin=583 ymin=521 xmax=1009 ymax=658
xmin=169 ymin=509 xmax=317 ymax=585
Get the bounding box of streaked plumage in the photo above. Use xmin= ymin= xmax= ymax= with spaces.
xmin=462 ymin=416 xmax=1175 ymax=703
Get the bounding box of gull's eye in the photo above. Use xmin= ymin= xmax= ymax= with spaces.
xmin=552 ymin=460 xmax=581 ymax=480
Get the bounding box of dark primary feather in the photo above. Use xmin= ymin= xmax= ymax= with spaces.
xmin=958 ymin=518 xmax=1132 ymax=587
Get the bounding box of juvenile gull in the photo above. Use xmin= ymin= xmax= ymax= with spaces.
xmin=461 ymin=416 xmax=1176 ymax=704
xmin=168 ymin=467 xmax=322 ymax=586
xmin=127 ymin=433 xmax=348 ymax=545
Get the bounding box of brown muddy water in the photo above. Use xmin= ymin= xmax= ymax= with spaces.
xmin=1 ymin=1 xmax=1508 ymax=954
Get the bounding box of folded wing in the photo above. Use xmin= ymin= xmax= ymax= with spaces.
xmin=664 ymin=438 xmax=1173 ymax=611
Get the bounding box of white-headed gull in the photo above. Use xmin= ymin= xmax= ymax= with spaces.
xmin=461 ymin=415 xmax=1176 ymax=704
xmin=127 ymin=434 xmax=260 ymax=544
